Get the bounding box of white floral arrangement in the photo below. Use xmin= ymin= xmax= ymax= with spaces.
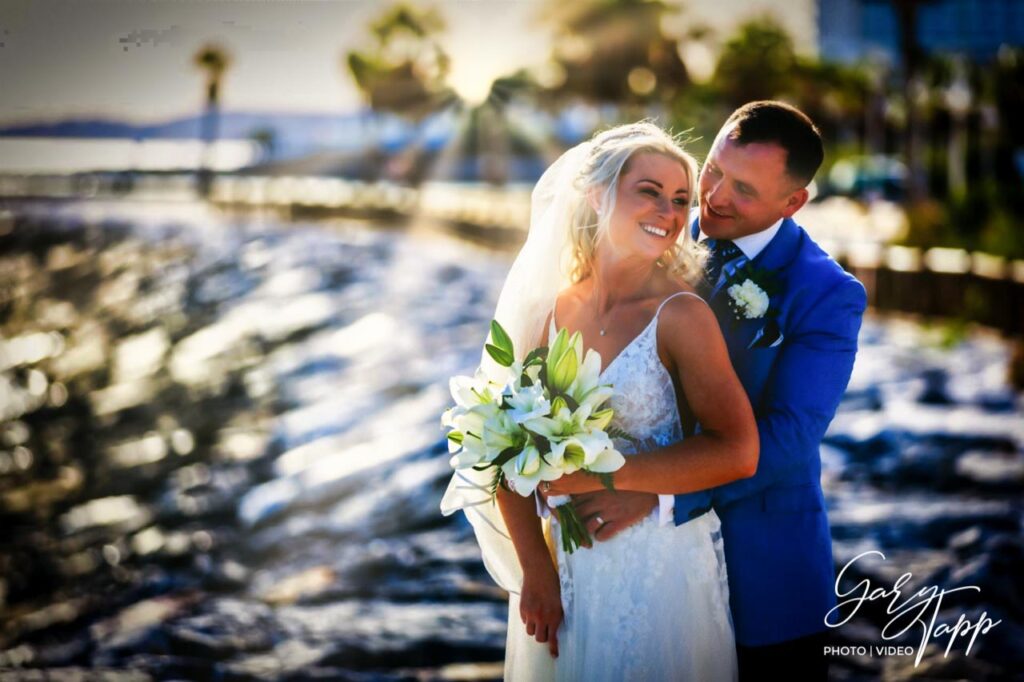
xmin=722 ymin=263 xmax=779 ymax=323
xmin=727 ymin=279 xmax=770 ymax=319
xmin=441 ymin=320 xmax=633 ymax=553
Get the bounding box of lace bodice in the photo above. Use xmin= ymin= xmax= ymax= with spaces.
xmin=548 ymin=291 xmax=699 ymax=453
xmin=515 ymin=290 xmax=736 ymax=682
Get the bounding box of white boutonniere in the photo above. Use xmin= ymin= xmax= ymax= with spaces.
xmin=727 ymin=279 xmax=770 ymax=319
xmin=722 ymin=263 xmax=780 ymax=323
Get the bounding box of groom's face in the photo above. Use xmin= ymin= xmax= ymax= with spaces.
xmin=698 ymin=125 xmax=809 ymax=241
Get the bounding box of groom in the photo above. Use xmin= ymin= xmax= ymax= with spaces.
xmin=572 ymin=101 xmax=866 ymax=679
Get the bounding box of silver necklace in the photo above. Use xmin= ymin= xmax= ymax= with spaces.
xmin=596 ymin=301 xmax=608 ymax=336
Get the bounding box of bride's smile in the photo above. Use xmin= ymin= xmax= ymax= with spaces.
xmin=599 ymin=151 xmax=691 ymax=265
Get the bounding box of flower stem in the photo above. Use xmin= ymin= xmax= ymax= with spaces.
xmin=555 ymin=502 xmax=591 ymax=554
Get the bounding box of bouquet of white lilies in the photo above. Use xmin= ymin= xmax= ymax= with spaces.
xmin=441 ymin=320 xmax=633 ymax=554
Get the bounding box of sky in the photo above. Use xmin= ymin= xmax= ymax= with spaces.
xmin=0 ymin=0 xmax=816 ymax=127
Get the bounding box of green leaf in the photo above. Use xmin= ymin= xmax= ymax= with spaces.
xmin=560 ymin=392 xmax=580 ymax=412
xmin=599 ymin=472 xmax=615 ymax=491
xmin=606 ymin=425 xmax=640 ymax=446
xmin=534 ymin=435 xmax=551 ymax=454
xmin=489 ymin=469 xmax=504 ymax=498
xmin=485 ymin=343 xmax=514 ymax=367
xmin=489 ymin=320 xmax=515 ymax=358
xmin=492 ymin=445 xmax=521 ymax=468
xmin=524 ymin=346 xmax=547 ymax=366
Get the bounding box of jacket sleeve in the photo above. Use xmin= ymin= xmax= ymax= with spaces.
xmin=671 ymin=275 xmax=866 ymax=524
xmin=708 ymin=275 xmax=866 ymax=509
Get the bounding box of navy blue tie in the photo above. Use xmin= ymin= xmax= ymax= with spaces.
xmin=703 ymin=239 xmax=742 ymax=291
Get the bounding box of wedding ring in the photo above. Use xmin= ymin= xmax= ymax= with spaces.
xmin=595 ymin=515 xmax=605 ymax=527
xmin=541 ymin=482 xmax=550 ymax=493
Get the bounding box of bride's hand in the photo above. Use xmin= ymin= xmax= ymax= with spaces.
xmin=542 ymin=471 xmax=604 ymax=497
xmin=520 ymin=564 xmax=562 ymax=658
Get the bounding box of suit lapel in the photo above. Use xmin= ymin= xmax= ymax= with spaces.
xmin=695 ymin=217 xmax=803 ymax=351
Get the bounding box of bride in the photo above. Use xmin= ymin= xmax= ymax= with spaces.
xmin=441 ymin=122 xmax=758 ymax=681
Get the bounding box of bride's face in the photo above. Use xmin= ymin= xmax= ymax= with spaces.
xmin=600 ymin=152 xmax=691 ymax=263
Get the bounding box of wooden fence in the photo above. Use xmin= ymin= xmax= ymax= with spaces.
xmin=837 ymin=246 xmax=1024 ymax=337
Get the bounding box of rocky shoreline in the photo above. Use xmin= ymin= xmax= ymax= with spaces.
xmin=0 ymin=200 xmax=1020 ymax=681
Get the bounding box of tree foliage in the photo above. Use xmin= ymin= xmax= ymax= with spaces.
xmin=345 ymin=3 xmax=455 ymax=120
xmin=539 ymin=0 xmax=691 ymax=104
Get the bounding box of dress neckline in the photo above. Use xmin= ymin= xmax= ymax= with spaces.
xmin=549 ymin=291 xmax=700 ymax=379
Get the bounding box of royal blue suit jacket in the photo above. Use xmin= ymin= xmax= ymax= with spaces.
xmin=673 ymin=216 xmax=867 ymax=646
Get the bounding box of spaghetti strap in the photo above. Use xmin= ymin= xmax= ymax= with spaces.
xmin=654 ymin=291 xmax=706 ymax=318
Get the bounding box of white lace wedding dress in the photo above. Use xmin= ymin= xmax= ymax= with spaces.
xmin=505 ymin=291 xmax=737 ymax=681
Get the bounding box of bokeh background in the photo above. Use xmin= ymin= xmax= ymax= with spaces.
xmin=0 ymin=1 xmax=1022 ymax=680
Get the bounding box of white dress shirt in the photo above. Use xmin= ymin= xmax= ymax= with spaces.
xmin=654 ymin=217 xmax=784 ymax=525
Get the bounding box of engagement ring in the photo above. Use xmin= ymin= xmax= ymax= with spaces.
xmin=595 ymin=516 xmax=605 ymax=527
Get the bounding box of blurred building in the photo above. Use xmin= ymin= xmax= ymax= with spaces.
xmin=819 ymin=0 xmax=1024 ymax=63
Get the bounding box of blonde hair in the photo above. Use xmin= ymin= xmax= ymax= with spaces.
xmin=567 ymin=121 xmax=707 ymax=285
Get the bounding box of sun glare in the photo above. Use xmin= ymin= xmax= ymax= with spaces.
xmin=447 ymin=58 xmax=498 ymax=106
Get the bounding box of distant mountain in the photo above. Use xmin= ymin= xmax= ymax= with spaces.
xmin=1 ymin=110 xmax=360 ymax=140
xmin=2 ymin=110 xmax=473 ymax=163
xmin=0 ymin=110 xmax=439 ymax=161
xmin=0 ymin=118 xmax=146 ymax=138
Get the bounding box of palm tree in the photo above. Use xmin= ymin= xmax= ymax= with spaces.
xmin=193 ymin=43 xmax=232 ymax=196
xmin=539 ymin=0 xmax=691 ymax=108
xmin=863 ymin=0 xmax=939 ymax=201
xmin=712 ymin=17 xmax=797 ymax=108
xmin=345 ymin=3 xmax=455 ymax=121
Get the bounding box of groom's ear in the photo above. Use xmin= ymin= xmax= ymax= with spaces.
xmin=780 ymin=187 xmax=809 ymax=219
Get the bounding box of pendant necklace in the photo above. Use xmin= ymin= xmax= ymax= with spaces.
xmin=595 ymin=299 xmax=608 ymax=336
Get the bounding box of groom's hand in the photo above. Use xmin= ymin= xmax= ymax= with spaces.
xmin=572 ymin=490 xmax=658 ymax=543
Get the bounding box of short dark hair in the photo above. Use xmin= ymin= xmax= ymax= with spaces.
xmin=725 ymin=101 xmax=823 ymax=187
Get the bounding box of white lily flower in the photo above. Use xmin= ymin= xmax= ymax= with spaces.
xmin=522 ymin=400 xmax=589 ymax=441
xmin=566 ymin=347 xmax=603 ymax=403
xmin=587 ymin=446 xmax=626 ymax=473
xmin=505 ymin=382 xmax=551 ymax=424
xmin=481 ymin=409 xmax=525 ymax=459
xmin=501 ymin=443 xmax=561 ymax=496
xmin=546 ymin=428 xmax=611 ymax=473
xmin=449 ymin=367 xmax=505 ymax=408
xmin=450 ymin=402 xmax=496 ymax=438
xmin=446 ymin=401 xmax=499 ymax=467
xmin=449 ymin=423 xmax=493 ymax=467
xmin=578 ymin=384 xmax=614 ymax=414
xmin=586 ymin=407 xmax=615 ymax=432
xmin=441 ymin=404 xmax=472 ymax=429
